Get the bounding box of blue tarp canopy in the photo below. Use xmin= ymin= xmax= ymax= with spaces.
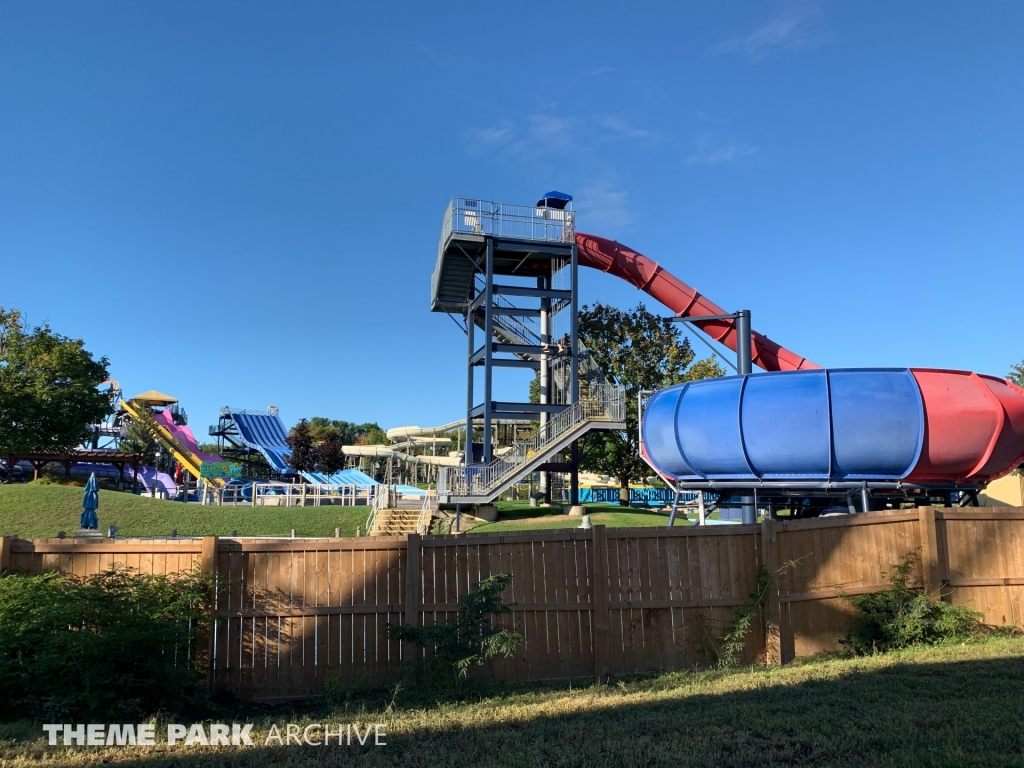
xmin=537 ymin=190 xmax=572 ymax=209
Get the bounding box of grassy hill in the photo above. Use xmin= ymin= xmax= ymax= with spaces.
xmin=0 ymin=483 xmax=371 ymax=539
xmin=0 ymin=485 xmax=699 ymax=539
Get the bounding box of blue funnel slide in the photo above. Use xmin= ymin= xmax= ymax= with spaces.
xmin=642 ymin=369 xmax=925 ymax=482
xmin=227 ymin=412 xmax=293 ymax=473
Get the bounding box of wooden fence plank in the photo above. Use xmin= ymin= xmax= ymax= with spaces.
xmin=590 ymin=525 xmax=611 ymax=681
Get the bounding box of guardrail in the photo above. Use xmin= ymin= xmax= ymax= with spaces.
xmin=364 ymin=484 xmax=392 ymax=536
xmin=417 ymin=492 xmax=438 ymax=535
xmin=440 ymin=198 xmax=575 ymax=245
xmin=251 ymin=483 xmax=379 ymax=508
xmin=439 ymin=382 xmax=626 ymax=499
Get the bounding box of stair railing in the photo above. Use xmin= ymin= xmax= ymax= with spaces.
xmin=417 ymin=492 xmax=438 ymax=535
xmin=365 ymin=484 xmax=391 ymax=536
xmin=439 ymin=382 xmax=624 ymax=498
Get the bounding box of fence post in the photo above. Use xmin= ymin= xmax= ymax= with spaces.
xmin=590 ymin=524 xmax=611 ymax=682
xmin=0 ymin=536 xmax=11 ymax=572
xmin=918 ymin=507 xmax=942 ymax=598
xmin=761 ymin=518 xmax=782 ymax=665
xmin=404 ymin=533 xmax=422 ymax=678
xmin=200 ymin=536 xmax=219 ymax=688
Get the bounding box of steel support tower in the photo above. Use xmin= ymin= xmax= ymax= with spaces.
xmin=431 ymin=196 xmax=583 ymax=503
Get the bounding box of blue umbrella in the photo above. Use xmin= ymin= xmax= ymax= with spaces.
xmin=80 ymin=473 xmax=99 ymax=530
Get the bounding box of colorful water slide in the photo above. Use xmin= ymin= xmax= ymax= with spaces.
xmin=152 ymin=410 xmax=222 ymax=463
xmin=120 ymin=396 xmax=225 ymax=487
xmin=575 ymin=232 xmax=1024 ymax=487
xmin=642 ymin=368 xmax=1024 ymax=485
xmin=224 ymin=411 xmax=293 ymax=473
xmin=575 ymin=233 xmax=818 ymax=373
xmin=125 ymin=466 xmax=177 ymax=495
xmin=302 ymin=468 xmax=378 ymax=485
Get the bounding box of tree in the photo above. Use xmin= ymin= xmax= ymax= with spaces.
xmin=0 ymin=308 xmax=111 ymax=463
xmin=1009 ymin=359 xmax=1024 ymax=389
xmin=307 ymin=417 xmax=387 ymax=446
xmin=119 ymin=407 xmax=160 ymax=466
xmin=578 ymin=302 xmax=725 ymax=504
xmin=314 ymin=431 xmax=346 ymax=477
xmin=285 ymin=419 xmax=317 ymax=474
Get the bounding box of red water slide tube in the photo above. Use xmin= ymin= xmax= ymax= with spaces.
xmin=575 ymin=232 xmax=1024 ymax=482
xmin=575 ymin=232 xmax=819 ymax=373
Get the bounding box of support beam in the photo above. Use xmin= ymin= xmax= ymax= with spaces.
xmin=483 ymin=238 xmax=494 ymax=464
xmin=493 ymin=285 xmax=572 ymax=301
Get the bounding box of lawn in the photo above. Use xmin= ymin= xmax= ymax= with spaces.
xmin=0 ymin=484 xmax=370 ymax=539
xmin=0 ymin=486 xmax=705 ymax=539
xmin=2 ymin=637 xmax=1023 ymax=766
xmin=466 ymin=500 xmax=706 ymax=534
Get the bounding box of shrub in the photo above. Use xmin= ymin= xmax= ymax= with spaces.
xmin=843 ymin=551 xmax=984 ymax=655
xmin=387 ymin=573 xmax=523 ymax=685
xmin=0 ymin=566 xmax=213 ymax=720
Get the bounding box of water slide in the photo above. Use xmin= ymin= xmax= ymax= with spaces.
xmin=575 ymin=232 xmax=817 ymax=372
xmin=152 ymin=410 xmax=222 ymax=464
xmin=223 ymin=411 xmax=293 ymax=473
xmin=125 ymin=465 xmax=177 ymax=495
xmin=223 ymin=411 xmax=425 ymax=492
xmin=576 ymin=233 xmax=1024 ymax=487
xmin=642 ymin=368 xmax=1024 ymax=486
xmin=120 ymin=396 xmax=225 ymax=487
xmin=386 ymin=421 xmax=465 ymax=440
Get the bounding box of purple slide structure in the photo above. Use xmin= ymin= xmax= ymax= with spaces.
xmin=126 ymin=465 xmax=177 ymax=495
xmin=152 ymin=410 xmax=223 ymax=464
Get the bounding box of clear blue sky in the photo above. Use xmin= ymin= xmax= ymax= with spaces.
xmin=2 ymin=2 xmax=1021 ymax=433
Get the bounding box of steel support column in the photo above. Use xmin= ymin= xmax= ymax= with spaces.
xmin=483 ymin=238 xmax=495 ymax=464
xmin=736 ymin=309 xmax=756 ymax=524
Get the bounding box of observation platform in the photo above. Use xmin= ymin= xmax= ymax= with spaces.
xmin=430 ymin=197 xmax=576 ymax=313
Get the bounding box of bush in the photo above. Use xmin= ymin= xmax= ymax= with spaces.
xmin=843 ymin=551 xmax=984 ymax=655
xmin=0 ymin=566 xmax=212 ymax=720
xmin=387 ymin=573 xmax=523 ymax=685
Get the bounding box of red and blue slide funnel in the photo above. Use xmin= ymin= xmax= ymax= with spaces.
xmin=641 ymin=369 xmax=1024 ymax=485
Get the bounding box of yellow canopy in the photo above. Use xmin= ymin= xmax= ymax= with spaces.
xmin=130 ymin=390 xmax=178 ymax=406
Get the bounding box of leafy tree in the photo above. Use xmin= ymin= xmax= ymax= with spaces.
xmin=578 ymin=302 xmax=725 ymax=503
xmin=285 ymin=419 xmax=317 ymax=474
xmin=315 ymin=431 xmax=347 ymax=476
xmin=0 ymin=308 xmax=111 ymax=461
xmin=1009 ymin=359 xmax=1024 ymax=389
xmin=307 ymin=417 xmax=387 ymax=446
xmin=118 ymin=406 xmax=160 ymax=466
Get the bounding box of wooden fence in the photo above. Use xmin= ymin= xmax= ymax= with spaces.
xmin=2 ymin=506 xmax=1023 ymax=700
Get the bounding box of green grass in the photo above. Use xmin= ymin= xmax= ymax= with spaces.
xmin=466 ymin=500 xmax=706 ymax=534
xmin=2 ymin=637 xmax=1024 ymax=766
xmin=0 ymin=484 xmax=369 ymax=539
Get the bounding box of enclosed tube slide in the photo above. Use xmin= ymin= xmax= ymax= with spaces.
xmin=576 ymin=232 xmax=817 ymax=372
xmin=641 ymin=369 xmax=1024 ymax=485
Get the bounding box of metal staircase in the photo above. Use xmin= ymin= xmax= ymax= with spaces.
xmin=438 ymin=381 xmax=624 ymax=504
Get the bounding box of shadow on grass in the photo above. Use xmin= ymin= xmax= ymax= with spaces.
xmin=11 ymin=646 xmax=1024 ymax=767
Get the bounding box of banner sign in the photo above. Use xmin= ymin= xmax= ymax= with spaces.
xmin=200 ymin=462 xmax=242 ymax=480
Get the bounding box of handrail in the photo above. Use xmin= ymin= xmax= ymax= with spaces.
xmin=365 ymin=484 xmax=390 ymax=535
xmin=439 ymin=382 xmax=625 ymax=499
xmin=417 ymin=492 xmax=438 ymax=535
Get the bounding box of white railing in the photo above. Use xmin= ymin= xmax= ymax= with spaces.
xmin=251 ymin=482 xmax=379 ymax=508
xmin=438 ymin=382 xmax=625 ymax=499
xmin=365 ymin=484 xmax=393 ymax=535
xmin=417 ymin=492 xmax=438 ymax=535
xmin=440 ymin=198 xmax=575 ymax=245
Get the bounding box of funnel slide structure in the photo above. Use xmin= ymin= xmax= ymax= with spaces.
xmin=641 ymin=368 xmax=1024 ymax=485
